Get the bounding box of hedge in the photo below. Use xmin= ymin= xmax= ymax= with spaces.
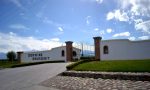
xmin=66 ymin=59 xmax=93 ymax=70
xmin=80 ymin=56 xmax=95 ymax=60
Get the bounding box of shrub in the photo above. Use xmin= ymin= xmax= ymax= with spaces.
xmin=80 ymin=56 xmax=95 ymax=60
xmin=66 ymin=60 xmax=92 ymax=70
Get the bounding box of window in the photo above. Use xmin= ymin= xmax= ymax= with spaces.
xmin=38 ymin=53 xmax=42 ymax=56
xmin=61 ymin=50 xmax=65 ymax=57
xmin=103 ymin=45 xmax=108 ymax=54
xmin=73 ymin=51 xmax=77 ymax=57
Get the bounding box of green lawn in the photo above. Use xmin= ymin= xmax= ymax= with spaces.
xmin=0 ymin=61 xmax=20 ymax=68
xmin=0 ymin=60 xmax=65 ymax=68
xmin=72 ymin=60 xmax=150 ymax=72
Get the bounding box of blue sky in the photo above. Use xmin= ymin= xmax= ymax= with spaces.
xmin=0 ymin=0 xmax=150 ymax=53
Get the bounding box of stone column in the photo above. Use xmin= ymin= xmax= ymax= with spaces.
xmin=65 ymin=41 xmax=73 ymax=62
xmin=93 ymin=37 xmax=102 ymax=60
xmin=17 ymin=51 xmax=23 ymax=63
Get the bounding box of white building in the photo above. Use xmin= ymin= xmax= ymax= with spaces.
xmin=19 ymin=46 xmax=81 ymax=63
xmin=94 ymin=37 xmax=150 ymax=60
xmin=17 ymin=37 xmax=150 ymax=63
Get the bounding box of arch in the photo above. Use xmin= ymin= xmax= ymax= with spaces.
xmin=61 ymin=50 xmax=65 ymax=57
xmin=73 ymin=51 xmax=77 ymax=57
xmin=103 ymin=45 xmax=108 ymax=54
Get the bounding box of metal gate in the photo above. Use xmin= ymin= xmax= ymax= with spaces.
xmin=73 ymin=42 xmax=94 ymax=57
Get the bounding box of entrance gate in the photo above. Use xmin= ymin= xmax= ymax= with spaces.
xmin=73 ymin=42 xmax=94 ymax=57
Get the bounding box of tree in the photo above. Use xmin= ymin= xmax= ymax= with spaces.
xmin=7 ymin=51 xmax=16 ymax=62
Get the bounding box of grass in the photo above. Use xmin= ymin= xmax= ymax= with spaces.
xmin=66 ymin=60 xmax=92 ymax=70
xmin=72 ymin=60 xmax=150 ymax=72
xmin=0 ymin=60 xmax=64 ymax=68
xmin=0 ymin=61 xmax=20 ymax=68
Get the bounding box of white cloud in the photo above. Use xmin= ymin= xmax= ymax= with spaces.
xmin=86 ymin=20 xmax=90 ymax=25
xmin=9 ymin=24 xmax=30 ymax=30
xmin=117 ymin=0 xmax=131 ymax=9
xmin=94 ymin=28 xmax=99 ymax=31
xmin=100 ymin=30 xmax=105 ymax=35
xmin=58 ymin=27 xmax=64 ymax=32
xmin=37 ymin=16 xmax=66 ymax=36
xmin=0 ymin=32 xmax=63 ymax=53
xmin=128 ymin=37 xmax=136 ymax=41
xmin=81 ymin=0 xmax=103 ymax=4
xmin=86 ymin=16 xmax=91 ymax=25
xmin=116 ymin=0 xmax=150 ymax=31
xmin=50 ymin=38 xmax=60 ymax=42
xmin=134 ymin=19 xmax=143 ymax=24
xmin=106 ymin=10 xmax=129 ymax=22
xmin=96 ymin=0 xmax=103 ymax=4
xmin=117 ymin=0 xmax=150 ymax=17
xmin=94 ymin=28 xmax=105 ymax=35
xmin=92 ymin=28 xmax=105 ymax=35
xmin=9 ymin=32 xmax=16 ymax=36
xmin=38 ymin=16 xmax=62 ymax=29
xmin=135 ymin=20 xmax=150 ymax=34
xmin=113 ymin=32 xmax=130 ymax=37
xmin=43 ymin=17 xmax=54 ymax=25
xmin=53 ymin=27 xmax=64 ymax=36
xmin=106 ymin=28 xmax=113 ymax=33
xmin=131 ymin=0 xmax=150 ymax=16
xmin=106 ymin=12 xmax=114 ymax=20
xmin=10 ymin=0 xmax=22 ymax=8
xmin=118 ymin=11 xmax=129 ymax=21
xmin=9 ymin=0 xmax=25 ymax=10
xmin=138 ymin=36 xmax=149 ymax=40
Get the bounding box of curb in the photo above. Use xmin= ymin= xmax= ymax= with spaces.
xmin=60 ymin=71 xmax=150 ymax=81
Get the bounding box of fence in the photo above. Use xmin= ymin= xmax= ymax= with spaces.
xmin=73 ymin=42 xmax=94 ymax=57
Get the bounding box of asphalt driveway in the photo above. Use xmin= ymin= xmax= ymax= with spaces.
xmin=0 ymin=63 xmax=67 ymax=90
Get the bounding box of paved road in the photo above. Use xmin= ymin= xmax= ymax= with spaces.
xmin=0 ymin=63 xmax=67 ymax=90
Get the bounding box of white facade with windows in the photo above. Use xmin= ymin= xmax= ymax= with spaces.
xmin=21 ymin=46 xmax=81 ymax=63
xmin=100 ymin=39 xmax=150 ymax=60
xmin=19 ymin=38 xmax=150 ymax=62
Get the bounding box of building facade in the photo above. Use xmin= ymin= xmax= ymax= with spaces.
xmin=94 ymin=37 xmax=150 ymax=60
xmin=18 ymin=36 xmax=150 ymax=63
xmin=19 ymin=46 xmax=80 ymax=63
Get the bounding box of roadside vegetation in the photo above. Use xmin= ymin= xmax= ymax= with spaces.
xmin=0 ymin=60 xmax=20 ymax=68
xmin=6 ymin=51 xmax=16 ymax=62
xmin=0 ymin=60 xmax=64 ymax=68
xmin=0 ymin=51 xmax=19 ymax=68
xmin=70 ymin=60 xmax=150 ymax=72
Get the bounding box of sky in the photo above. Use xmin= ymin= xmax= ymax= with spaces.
xmin=0 ymin=0 xmax=150 ymax=54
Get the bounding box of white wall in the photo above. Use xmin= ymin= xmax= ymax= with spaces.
xmin=100 ymin=39 xmax=150 ymax=60
xmin=21 ymin=46 xmax=81 ymax=63
xmin=73 ymin=48 xmax=81 ymax=60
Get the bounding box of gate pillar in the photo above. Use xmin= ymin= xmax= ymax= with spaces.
xmin=17 ymin=51 xmax=23 ymax=63
xmin=93 ymin=37 xmax=102 ymax=60
xmin=65 ymin=41 xmax=73 ymax=62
